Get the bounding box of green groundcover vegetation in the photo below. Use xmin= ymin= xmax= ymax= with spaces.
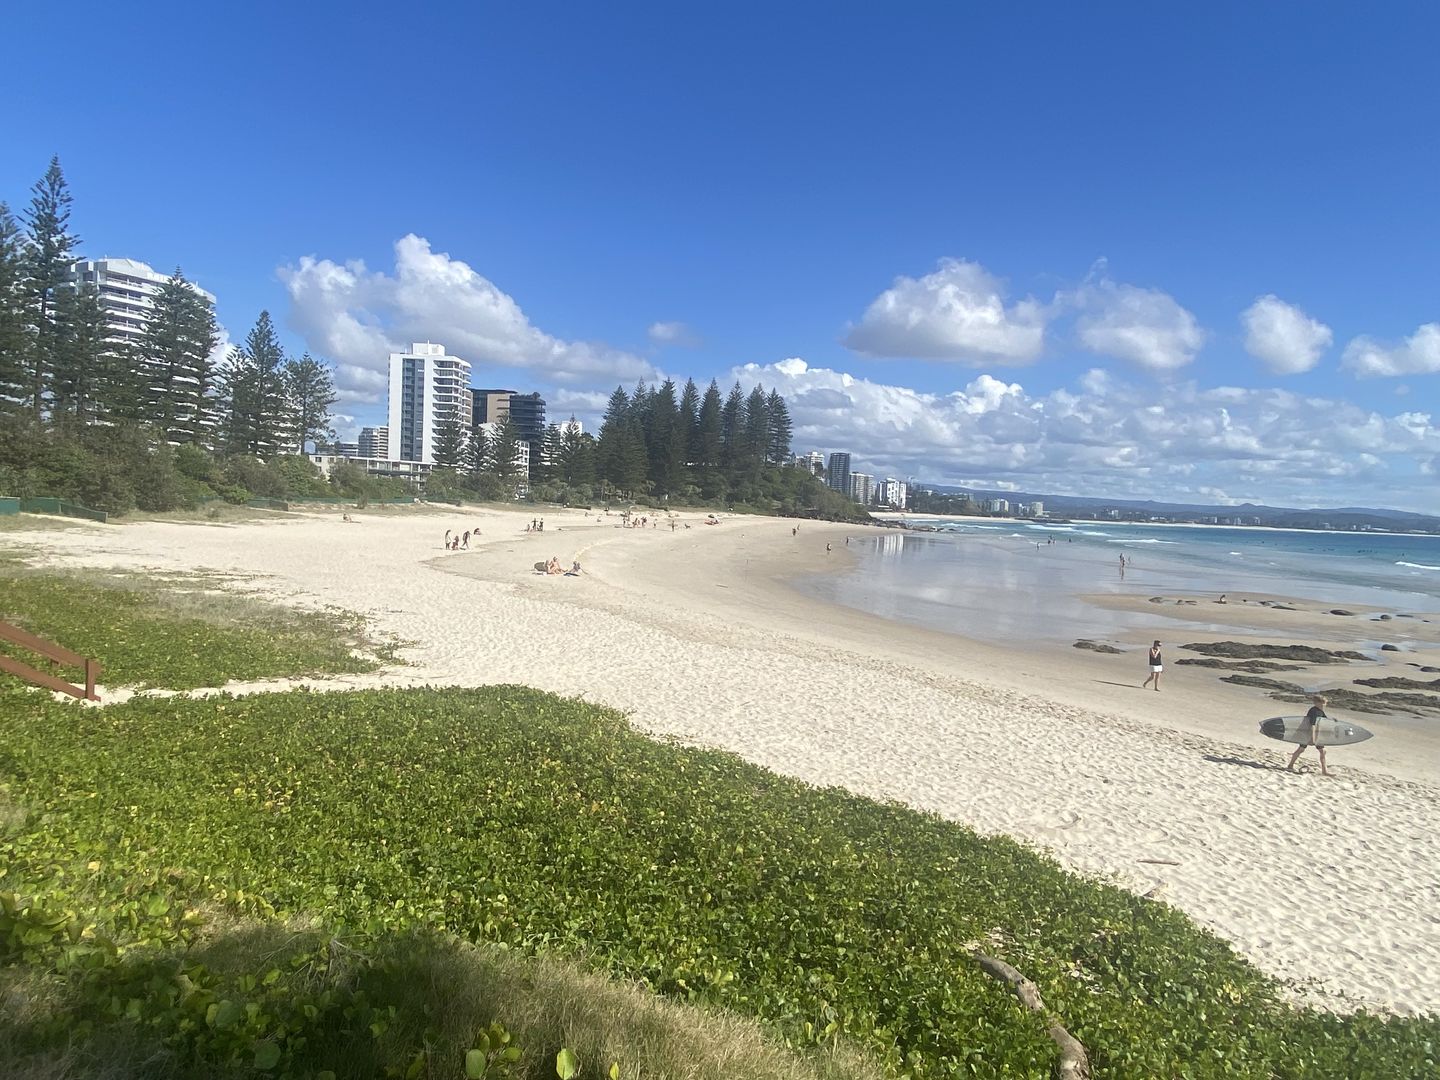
xmin=1 ymin=684 xmax=1435 ymax=1079
xmin=0 ymin=559 xmax=384 ymax=689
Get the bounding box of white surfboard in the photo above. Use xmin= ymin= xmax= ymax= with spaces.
xmin=1260 ymin=715 xmax=1373 ymax=747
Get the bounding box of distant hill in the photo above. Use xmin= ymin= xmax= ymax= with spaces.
xmin=914 ymin=486 xmax=1440 ymax=533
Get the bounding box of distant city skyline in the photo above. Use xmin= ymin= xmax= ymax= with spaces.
xmin=7 ymin=4 xmax=1437 ymax=510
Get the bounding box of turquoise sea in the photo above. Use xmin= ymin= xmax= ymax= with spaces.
xmin=794 ymin=520 xmax=1440 ymax=646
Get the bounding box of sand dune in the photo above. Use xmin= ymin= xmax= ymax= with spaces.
xmin=6 ymin=506 xmax=1438 ymax=1015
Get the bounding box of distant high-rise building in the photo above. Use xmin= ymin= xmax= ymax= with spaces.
xmin=506 ymin=392 xmax=546 ymax=444
xmin=879 ymin=477 xmax=906 ymax=509
xmin=507 ymin=392 xmax=547 ymax=478
xmin=315 ymin=440 xmax=360 ymax=458
xmin=68 ymin=257 xmax=216 ymax=348
xmin=806 ymin=451 xmax=825 ymax=477
xmin=470 ymin=388 xmax=515 ymax=427
xmin=1028 ymin=500 xmax=1044 ymax=517
xmin=388 ymin=343 xmax=472 ymax=463
xmin=358 ymin=426 xmax=389 ymax=459
xmin=827 ymin=451 xmax=852 ymax=494
xmin=986 ymin=498 xmax=1010 ymax=514
xmin=849 ymin=472 xmax=874 ymax=505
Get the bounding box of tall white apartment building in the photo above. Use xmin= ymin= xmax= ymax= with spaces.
xmin=879 ymin=477 xmax=907 ymax=509
xmin=849 ymin=472 xmax=874 ymax=505
xmin=387 ymin=343 xmax=472 ymax=463
xmin=69 ymin=257 xmax=216 ymax=347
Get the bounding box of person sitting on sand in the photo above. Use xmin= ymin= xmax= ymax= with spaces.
xmin=565 ymin=560 xmax=582 ymax=576
xmin=1141 ymin=640 xmax=1163 ymax=691
xmin=1287 ymin=695 xmax=1332 ymax=776
xmin=1218 ymin=593 xmax=1228 ymax=604
xmin=546 ymin=556 xmax=564 ymax=575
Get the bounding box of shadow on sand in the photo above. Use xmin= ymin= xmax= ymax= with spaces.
xmin=1203 ymin=753 xmax=1286 ymax=772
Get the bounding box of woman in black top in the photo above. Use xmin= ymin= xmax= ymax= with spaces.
xmin=1141 ymin=640 xmax=1163 ymax=691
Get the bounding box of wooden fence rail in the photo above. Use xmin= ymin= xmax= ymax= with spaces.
xmin=0 ymin=619 xmax=101 ymax=701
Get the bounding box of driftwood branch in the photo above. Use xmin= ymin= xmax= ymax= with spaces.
xmin=973 ymin=952 xmax=1090 ymax=1080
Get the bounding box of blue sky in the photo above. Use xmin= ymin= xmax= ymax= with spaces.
xmin=4 ymin=2 xmax=1438 ymax=510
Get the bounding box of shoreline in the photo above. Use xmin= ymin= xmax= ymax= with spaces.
xmin=3 ymin=506 xmax=1439 ymax=1015
xmin=874 ymin=511 xmax=1440 ymax=541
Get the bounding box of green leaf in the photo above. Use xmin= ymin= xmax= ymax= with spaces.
xmin=556 ymin=1047 xmax=579 ymax=1079
xmin=252 ymin=1040 xmax=282 ymax=1070
xmin=209 ymin=999 xmax=243 ymax=1030
xmin=465 ymin=1048 xmax=486 ymax=1079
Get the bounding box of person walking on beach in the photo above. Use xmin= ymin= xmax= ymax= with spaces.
xmin=1287 ymin=695 xmax=1332 ymax=776
xmin=1141 ymin=640 xmax=1163 ymax=690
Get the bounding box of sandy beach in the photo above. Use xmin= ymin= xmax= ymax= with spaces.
xmin=4 ymin=506 xmax=1439 ymax=1016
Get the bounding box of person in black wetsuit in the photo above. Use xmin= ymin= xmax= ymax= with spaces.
xmin=1287 ymin=694 xmax=1331 ymax=776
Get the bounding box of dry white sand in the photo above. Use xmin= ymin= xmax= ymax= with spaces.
xmin=5 ymin=507 xmax=1439 ymax=1016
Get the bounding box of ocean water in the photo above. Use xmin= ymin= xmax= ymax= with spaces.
xmin=793 ymin=520 xmax=1440 ymax=646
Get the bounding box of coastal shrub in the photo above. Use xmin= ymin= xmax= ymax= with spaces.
xmin=2 ymin=685 xmax=1434 ymax=1078
xmin=272 ymin=454 xmax=333 ymax=498
xmin=222 ymin=455 xmax=287 ymax=500
xmin=0 ymin=565 xmax=383 ymax=689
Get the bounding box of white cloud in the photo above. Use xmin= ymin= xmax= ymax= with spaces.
xmin=1241 ymin=295 xmax=1332 ymax=375
xmin=1070 ymin=278 xmax=1205 ymax=371
xmin=1341 ymin=323 xmax=1440 ymax=378
xmin=730 ymin=358 xmax=1440 ymax=510
xmin=547 ymin=388 xmax=613 ymax=427
xmin=844 ymin=258 xmax=1048 ymax=365
xmin=278 ymin=235 xmax=657 ymax=404
xmin=329 ymin=413 xmax=359 ymax=441
xmin=647 ymin=321 xmax=699 ymax=347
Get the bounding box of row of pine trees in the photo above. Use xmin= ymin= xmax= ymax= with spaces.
xmin=592 ymin=378 xmax=793 ymax=497
xmin=428 ymin=378 xmax=795 ymax=502
xmin=0 ymin=158 xmax=337 ymax=455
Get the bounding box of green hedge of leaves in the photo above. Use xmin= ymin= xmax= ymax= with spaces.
xmin=2 ymin=686 xmax=1434 ymax=1078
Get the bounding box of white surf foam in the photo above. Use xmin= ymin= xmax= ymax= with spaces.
xmin=1396 ymin=561 xmax=1440 ymax=571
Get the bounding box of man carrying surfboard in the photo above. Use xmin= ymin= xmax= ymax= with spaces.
xmin=1287 ymin=695 xmax=1332 ymax=776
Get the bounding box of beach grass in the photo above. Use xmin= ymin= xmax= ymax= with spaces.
xmin=0 ymin=912 xmax=884 ymax=1080
xmin=2 ymin=681 xmax=1435 ymax=1079
xmin=0 ymin=560 xmax=394 ymax=689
